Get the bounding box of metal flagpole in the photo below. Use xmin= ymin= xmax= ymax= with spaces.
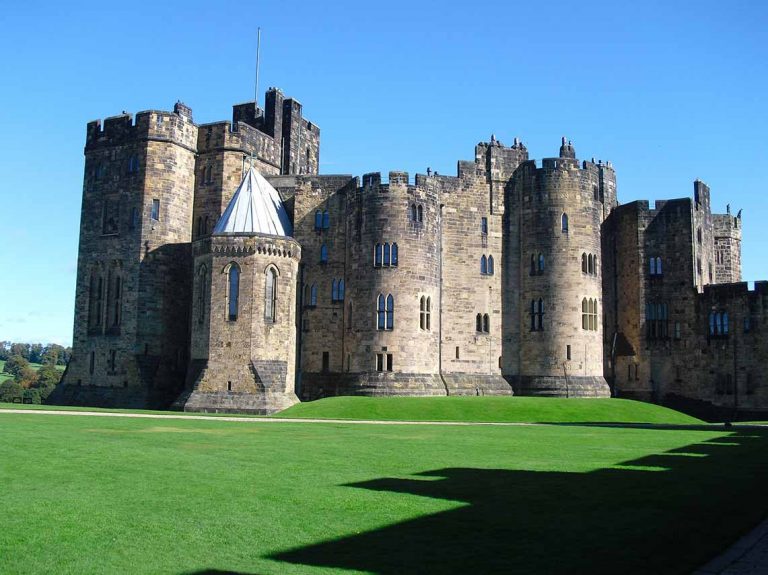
xmin=254 ymin=27 xmax=261 ymax=107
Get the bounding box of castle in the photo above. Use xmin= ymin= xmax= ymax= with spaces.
xmin=55 ymin=88 xmax=768 ymax=418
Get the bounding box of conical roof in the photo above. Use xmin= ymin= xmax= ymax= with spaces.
xmin=212 ymin=168 xmax=293 ymax=237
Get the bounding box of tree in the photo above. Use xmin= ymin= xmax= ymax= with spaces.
xmin=28 ymin=343 xmax=44 ymax=364
xmin=0 ymin=380 xmax=23 ymax=403
xmin=10 ymin=343 xmax=30 ymax=360
xmin=15 ymin=366 xmax=37 ymax=388
xmin=3 ymin=355 xmax=30 ymax=377
xmin=35 ymin=365 xmax=62 ymax=388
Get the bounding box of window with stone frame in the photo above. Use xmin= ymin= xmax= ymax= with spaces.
xmin=197 ymin=265 xmax=207 ymax=325
xmin=226 ymin=263 xmax=240 ymax=321
xmin=420 ymin=296 xmax=431 ymax=330
xmin=709 ymin=310 xmax=729 ymax=338
xmin=265 ymin=267 xmax=278 ymax=323
xmin=88 ymin=272 xmax=104 ymax=329
xmin=530 ymin=299 xmax=544 ymax=331
xmin=645 ymin=302 xmax=669 ymax=339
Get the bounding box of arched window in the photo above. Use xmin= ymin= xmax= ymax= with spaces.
xmin=315 ymin=210 xmax=323 ymax=230
xmin=656 ymin=257 xmax=662 ymax=275
xmin=476 ymin=313 xmax=483 ymax=332
xmin=320 ymin=243 xmax=328 ymax=263
xmin=538 ymin=254 xmax=545 ymax=272
xmin=128 ymin=155 xmax=139 ymax=173
xmin=331 ymin=279 xmax=340 ymax=302
xmin=377 ymin=294 xmax=386 ymax=330
xmin=374 ymin=243 xmax=382 ymax=267
xmin=649 ymin=257 xmax=657 ymax=276
xmin=417 ymin=205 xmax=423 ymax=222
xmin=481 ymin=217 xmax=488 ymax=235
xmin=391 ymin=243 xmax=398 ymax=266
xmin=386 ymin=294 xmax=394 ymax=330
xmin=582 ymin=253 xmax=588 ymax=273
xmin=561 ymin=213 xmax=569 ymax=233
xmin=487 ymin=255 xmax=494 ymax=275
xmin=227 ymin=263 xmax=240 ymax=321
xmin=410 ymin=204 xmax=417 ymax=221
xmin=709 ymin=312 xmax=717 ymax=336
xmin=310 ymin=284 xmax=318 ymax=307
xmin=197 ymin=265 xmax=207 ymax=325
xmin=322 ymin=211 xmax=330 ymax=229
xmin=480 ymin=255 xmax=487 ymax=275
xmin=483 ymin=313 xmax=490 ymax=333
xmin=338 ymin=279 xmax=345 ymax=301
xmin=593 ymin=256 xmax=598 ymax=274
xmin=721 ymin=312 xmax=729 ymax=335
xmin=383 ymin=243 xmax=391 ymax=266
xmin=265 ymin=267 xmax=277 ymax=322
xmin=530 ymin=300 xmax=536 ymax=331
xmin=588 ymin=254 xmax=594 ymax=275
xmin=530 ymin=254 xmax=536 ymax=276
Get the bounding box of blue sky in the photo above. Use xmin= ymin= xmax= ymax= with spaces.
xmin=1 ymin=0 xmax=766 ymax=346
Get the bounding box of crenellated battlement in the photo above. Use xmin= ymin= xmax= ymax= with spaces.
xmin=86 ymin=101 xmax=197 ymax=151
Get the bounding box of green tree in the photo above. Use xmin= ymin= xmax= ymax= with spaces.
xmin=0 ymin=380 xmax=23 ymax=403
xmin=3 ymin=354 xmax=30 ymax=377
xmin=35 ymin=365 xmax=62 ymax=388
xmin=10 ymin=343 xmax=30 ymax=360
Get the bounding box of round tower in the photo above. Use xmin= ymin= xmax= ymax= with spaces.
xmin=176 ymin=168 xmax=301 ymax=414
xmin=341 ymin=171 xmax=443 ymax=395
xmin=508 ymin=139 xmax=611 ymax=397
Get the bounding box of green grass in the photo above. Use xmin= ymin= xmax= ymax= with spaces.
xmin=277 ymin=396 xmax=703 ymax=425
xmin=0 ymin=359 xmax=66 ymax=383
xmin=1 ymin=411 xmax=766 ymax=574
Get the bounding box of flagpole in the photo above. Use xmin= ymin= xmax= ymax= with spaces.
xmin=254 ymin=27 xmax=261 ymax=108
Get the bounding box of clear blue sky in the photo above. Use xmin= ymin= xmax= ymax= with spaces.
xmin=1 ymin=0 xmax=766 ymax=346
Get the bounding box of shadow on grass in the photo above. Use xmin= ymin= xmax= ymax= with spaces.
xmin=270 ymin=429 xmax=768 ymax=575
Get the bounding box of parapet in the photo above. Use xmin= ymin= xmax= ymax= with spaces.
xmin=86 ymin=101 xmax=197 ymax=149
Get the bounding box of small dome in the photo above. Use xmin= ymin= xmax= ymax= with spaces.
xmin=213 ymin=168 xmax=293 ymax=236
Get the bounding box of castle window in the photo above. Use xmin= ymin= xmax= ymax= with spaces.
xmin=674 ymin=321 xmax=681 ymax=340
xmin=315 ymin=210 xmax=323 ymax=230
xmin=109 ymin=350 xmax=116 ymax=372
xmin=387 ymin=353 xmax=393 ymax=371
xmin=227 ymin=263 xmax=240 ymax=321
xmin=375 ymin=294 xmax=394 ymax=330
xmin=582 ymin=298 xmax=588 ymax=330
xmin=89 ymin=273 xmax=104 ymax=329
xmin=709 ymin=264 xmax=713 ymax=284
xmin=649 ymin=257 xmax=663 ymax=276
xmin=306 ymin=148 xmax=311 ymax=171
xmin=130 ymin=207 xmax=139 ymax=230
xmin=483 ymin=314 xmax=490 ymax=333
xmin=476 ymin=313 xmax=483 ymax=332
xmin=646 ymin=302 xmax=669 ymax=339
xmin=481 ymin=217 xmax=488 ymax=235
xmin=417 ymin=205 xmax=423 ymax=223
xmin=593 ymin=186 xmax=599 ymax=201
xmin=375 ymin=243 xmax=397 ymax=267
xmin=322 ymin=211 xmax=330 ymax=230
xmin=538 ymin=254 xmax=545 ymax=273
xmin=376 ymin=353 xmax=384 ymax=372
xmin=582 ymin=298 xmax=599 ymax=331
xmin=151 ymin=199 xmax=160 ymax=221
xmin=588 ymin=254 xmax=594 ymax=275
xmin=331 ymin=279 xmax=342 ymax=302
xmin=320 ymin=243 xmax=328 ymax=264
xmin=567 ymin=344 xmax=572 ymax=360
xmin=89 ymin=351 xmax=95 ymax=375
xmin=561 ymin=213 xmax=569 ymax=233
xmin=127 ymin=155 xmax=140 ymax=174
xmin=456 ymin=346 xmax=460 ymax=359
xmin=391 ymin=243 xmax=398 ymax=266
xmin=322 ymin=352 xmax=330 ymax=373
xmin=338 ymin=279 xmax=345 ymax=301
xmin=384 ymin=243 xmax=391 ymax=266
xmin=582 ymin=253 xmax=588 ymax=274
xmin=531 ymin=299 xmax=544 ymax=331
xmin=265 ymin=267 xmax=277 ymax=323
xmin=481 ymin=255 xmax=488 ymax=275
xmin=697 ymin=228 xmax=702 ymax=244
xmin=410 ymin=204 xmax=417 ymax=221
xmin=310 ymin=284 xmax=318 ymax=307
xmin=375 ymin=243 xmax=382 ymax=267
xmin=110 ymin=274 xmax=122 ymax=327
xmin=204 ymin=166 xmax=213 ymax=184
xmin=377 ymin=294 xmax=386 ymax=330
xmin=487 ymin=255 xmax=494 ymax=275
xmin=347 ymin=301 xmax=353 ymax=330
xmin=420 ymin=296 xmax=431 ymax=330
xmin=197 ymin=216 xmax=203 ymax=238
xmin=530 ymin=254 xmax=536 ymax=276
xmin=197 ymin=265 xmax=207 ymax=325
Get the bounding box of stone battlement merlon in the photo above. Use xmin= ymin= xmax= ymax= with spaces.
xmin=702 ymin=281 xmax=768 ymax=299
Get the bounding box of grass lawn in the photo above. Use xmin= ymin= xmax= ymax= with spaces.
xmin=1 ymin=411 xmax=767 ymax=574
xmin=277 ymin=396 xmax=703 ymax=425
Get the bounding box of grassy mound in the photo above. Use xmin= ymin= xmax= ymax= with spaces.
xmin=276 ymin=396 xmax=702 ymax=425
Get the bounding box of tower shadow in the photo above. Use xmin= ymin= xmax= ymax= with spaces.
xmin=270 ymin=429 xmax=768 ymax=574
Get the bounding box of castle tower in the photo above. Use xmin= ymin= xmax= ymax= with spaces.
xmin=176 ymin=168 xmax=301 ymax=414
xmin=714 ymin=210 xmax=742 ymax=283
xmin=57 ymin=103 xmax=197 ymax=407
xmin=504 ymin=139 xmax=612 ymax=397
